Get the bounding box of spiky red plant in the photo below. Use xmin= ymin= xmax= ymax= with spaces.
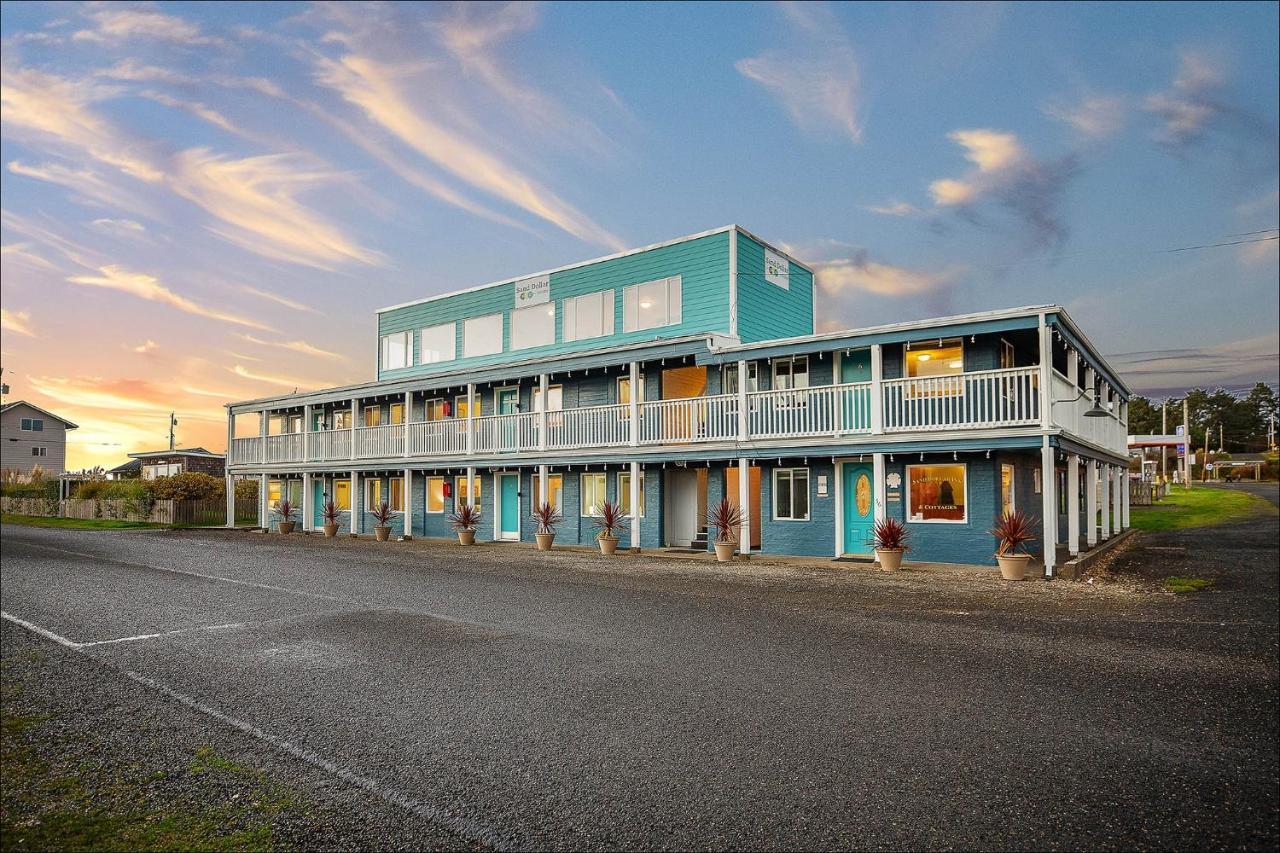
xmin=991 ymin=510 xmax=1037 ymax=556
xmin=705 ymin=498 xmax=745 ymax=544
xmin=367 ymin=501 xmax=395 ymax=526
xmin=531 ymin=501 xmax=563 ymax=535
xmin=870 ymin=517 xmax=910 ymax=551
xmin=276 ymin=499 xmax=297 ymax=521
xmin=592 ymin=500 xmax=630 ymax=540
xmin=321 ymin=500 xmax=340 ymax=524
xmin=449 ymin=501 xmax=482 ymax=531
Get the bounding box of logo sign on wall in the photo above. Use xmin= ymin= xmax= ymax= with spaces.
xmin=764 ymin=249 xmax=790 ymax=289
xmin=514 ymin=274 xmax=550 ymax=307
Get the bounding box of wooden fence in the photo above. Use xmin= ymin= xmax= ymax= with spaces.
xmin=1128 ymin=482 xmax=1170 ymax=506
xmin=1 ymin=496 xmax=259 ymax=526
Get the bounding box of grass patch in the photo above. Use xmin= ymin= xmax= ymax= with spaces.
xmin=1163 ymin=575 xmax=1216 ymax=594
xmin=0 ymin=514 xmax=164 ymax=530
xmin=1128 ymin=487 xmax=1274 ymax=531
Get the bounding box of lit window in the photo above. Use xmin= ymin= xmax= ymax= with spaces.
xmin=1001 ymin=463 xmax=1016 ymax=517
xmin=772 ymin=356 xmax=809 ymax=390
xmin=617 ymin=375 xmax=645 ymax=405
xmin=333 ymin=479 xmax=351 ymax=511
xmin=455 ymin=396 xmax=481 ymax=418
xmin=532 ymin=473 xmax=563 ymax=514
xmin=463 ymin=313 xmax=503 ymax=358
xmin=532 ymin=385 xmax=563 ymax=411
xmin=389 ymin=478 xmax=405 ymax=512
xmin=906 ymin=464 xmax=967 ymax=523
xmin=365 ymin=478 xmax=383 ymax=509
xmin=999 ymin=339 xmax=1016 ymax=370
xmin=618 ymin=471 xmax=645 ymax=517
xmin=905 ymin=339 xmax=964 ymax=378
xmin=268 ymin=479 xmax=283 ymax=507
xmin=426 ymin=477 xmax=445 ymax=513
xmin=580 ymin=472 xmax=607 ymax=517
xmin=363 ymin=406 xmax=382 ymax=427
xmin=389 ymin=403 xmax=404 ymax=425
xmin=510 ymin=302 xmax=556 ymax=350
xmin=563 ymin=291 xmax=615 ymax=342
xmin=622 ymin=276 xmax=682 ymax=333
xmin=333 ymin=410 xmax=353 ymax=430
xmin=455 ymin=476 xmax=483 ymax=506
xmin=773 ymin=468 xmax=809 ymax=520
xmin=380 ymin=331 xmax=411 ymax=370
xmin=425 ymin=399 xmax=447 ymax=422
xmin=723 ymin=362 xmax=759 ymax=393
xmin=419 ymin=323 xmax=456 ymax=364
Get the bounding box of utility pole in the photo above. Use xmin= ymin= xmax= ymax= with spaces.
xmin=1161 ymin=401 xmax=1168 ymax=484
xmin=1219 ymin=423 xmax=1224 ymax=453
xmin=168 ymin=412 xmax=178 ymax=451
xmin=1183 ymin=398 xmax=1191 ymax=490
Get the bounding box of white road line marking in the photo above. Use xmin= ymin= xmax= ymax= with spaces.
xmin=2 ymin=612 xmax=260 ymax=649
xmin=2 ymin=614 xmax=514 ymax=850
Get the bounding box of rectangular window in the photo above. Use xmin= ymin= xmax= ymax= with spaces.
xmin=389 ymin=478 xmax=405 ymax=512
xmin=510 ymin=302 xmax=556 ymax=350
xmin=773 ymin=468 xmax=810 ymax=521
xmin=142 ymin=462 xmax=181 ymax=479
xmin=772 ymin=356 xmax=809 ymax=390
xmin=425 ymin=399 xmax=446 ymax=421
xmin=563 ymin=290 xmax=615 ymax=342
xmin=333 ymin=410 xmax=353 ymax=430
xmin=389 ymin=403 xmax=404 ymax=425
xmin=381 ymin=330 xmax=410 ymax=370
xmin=906 ymin=463 xmax=967 ymax=523
xmin=617 ymin=375 xmax=645 ymax=405
xmin=455 ymin=395 xmax=482 ymax=419
xmin=419 ymin=322 xmax=456 ymax=364
xmin=622 ymin=276 xmax=682 ymax=333
xmin=365 ymin=478 xmax=382 ymax=509
xmin=333 ymin=479 xmax=351 ymax=511
xmin=532 ymin=473 xmax=563 ymax=514
xmin=30 ymin=446 xmax=47 ymax=457
xmin=426 ymin=477 xmax=445 ymax=513
xmin=19 ymin=418 xmax=44 ymax=432
xmin=1001 ymin=463 xmax=1016 ymax=517
xmin=363 ymin=406 xmax=382 ymax=427
xmin=618 ymin=471 xmax=645 ymax=517
xmin=463 ymin=313 xmax=503 ymax=358
xmin=999 ymin=338 xmax=1016 ymax=370
xmin=723 ymin=362 xmax=759 ymax=394
xmin=455 ymin=476 xmax=483 ymax=506
xmin=905 ymin=339 xmax=964 ymax=378
xmin=268 ymin=479 xmax=282 ymax=507
xmin=580 ymin=472 xmax=607 ymax=517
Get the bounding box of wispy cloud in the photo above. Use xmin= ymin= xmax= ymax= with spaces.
xmin=67 ymin=265 xmax=273 ymax=331
xmin=0 ymin=242 xmax=57 ymax=271
xmin=1043 ymin=94 xmax=1127 ymax=139
xmin=239 ymin=285 xmax=320 ymax=315
xmin=73 ymin=8 xmax=223 ymax=47
xmin=1144 ymin=52 xmax=1225 ymax=149
xmin=736 ymin=2 xmax=863 ymax=143
xmin=1107 ymin=331 xmax=1279 ymax=393
xmin=132 ymin=339 xmax=159 ymax=354
xmin=814 ymin=252 xmax=960 ymax=297
xmin=864 ymin=200 xmax=920 ymax=217
xmin=235 ymin=333 xmax=345 ymax=361
xmin=231 ymin=364 xmax=317 ymax=391
xmin=1 ymin=308 xmax=36 ymax=337
xmin=91 ymin=217 xmax=147 ymax=235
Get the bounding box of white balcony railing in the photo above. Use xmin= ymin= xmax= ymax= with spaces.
xmin=231 ymin=366 xmax=1102 ymax=467
xmin=881 ymin=366 xmax=1040 ymax=432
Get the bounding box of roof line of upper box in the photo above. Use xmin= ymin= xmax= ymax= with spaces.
xmin=375 ymin=225 xmax=814 ymax=315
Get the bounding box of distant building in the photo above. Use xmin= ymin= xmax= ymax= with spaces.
xmin=0 ymin=401 xmax=78 ymax=477
xmin=106 ymin=458 xmax=143 ymax=480
xmin=127 ymin=448 xmax=226 ymax=479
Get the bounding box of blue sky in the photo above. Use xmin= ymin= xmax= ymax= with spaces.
xmin=1 ymin=1 xmax=1277 ymax=466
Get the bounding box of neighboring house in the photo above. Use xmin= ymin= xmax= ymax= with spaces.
xmin=225 ymin=225 xmax=1132 ymax=577
xmin=128 ymin=448 xmax=225 ymax=479
xmin=0 ymin=401 xmax=77 ymax=477
xmin=107 ymin=459 xmax=142 ymax=480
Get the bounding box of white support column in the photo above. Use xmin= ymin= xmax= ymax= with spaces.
xmin=466 ymin=465 xmax=477 ymax=510
xmin=1099 ymin=464 xmax=1111 ymax=540
xmin=403 ymin=391 xmax=412 ymax=457
xmin=303 ymin=403 xmax=312 ymax=462
xmin=872 ymin=453 xmax=886 ymax=525
xmin=629 ymin=362 xmax=640 ymax=446
xmin=1086 ymin=459 xmax=1099 ymax=547
xmin=466 ymin=383 xmax=476 ymax=456
xmin=1121 ymin=465 xmax=1131 ymax=530
xmin=738 ymin=457 xmax=751 ymax=556
xmin=351 ymin=470 xmax=361 ymax=535
xmin=259 ymin=472 xmax=268 ymax=529
xmin=1038 ymin=314 xmax=1053 ymax=430
xmin=629 ymin=460 xmax=641 ymax=552
xmin=1067 ymin=453 xmax=1080 ymax=556
xmin=302 ymin=472 xmax=312 ymax=532
xmin=537 ymin=463 xmax=549 ymax=507
xmin=1040 ymin=439 xmax=1058 ymax=578
xmin=870 ymin=345 xmax=884 ymax=435
xmin=225 ymin=408 xmax=236 ymax=528
xmin=260 ymin=410 xmax=268 ymax=463
xmin=736 ymin=360 xmax=749 ymax=441
xmin=225 ymin=474 xmax=235 ymax=528
xmin=403 ymin=468 xmax=413 ymax=539
xmin=349 ymin=399 xmax=357 ymax=461
xmin=538 ymin=374 xmax=549 ymax=451
xmin=1114 ymin=466 xmax=1125 ymax=532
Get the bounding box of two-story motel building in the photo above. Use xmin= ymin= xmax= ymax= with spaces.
xmin=224 ymin=226 xmax=1131 ymax=577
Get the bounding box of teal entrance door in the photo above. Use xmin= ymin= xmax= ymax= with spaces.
xmin=842 ymin=462 xmax=875 ymax=555
xmin=496 ymin=388 xmax=519 ymax=451
xmin=840 ymin=350 xmax=873 ymax=431
xmin=498 ymin=473 xmax=520 ymax=539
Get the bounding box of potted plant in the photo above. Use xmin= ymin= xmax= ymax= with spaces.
xmin=367 ymin=501 xmax=395 ymax=542
xmin=321 ymin=500 xmax=340 ymax=538
xmin=592 ymin=501 xmax=629 ymax=556
xmin=449 ymin=501 xmax=481 ymax=545
xmin=706 ymin=498 xmax=745 ymax=562
xmin=991 ymin=510 xmax=1036 ymax=581
xmin=870 ymin=517 xmax=910 ymax=571
xmin=276 ymin=499 xmax=297 ymax=534
xmin=531 ymin=501 xmax=562 ymax=551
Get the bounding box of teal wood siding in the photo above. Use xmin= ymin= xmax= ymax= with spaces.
xmin=757 ymin=461 xmax=836 ymax=557
xmin=884 ymin=454 xmax=1000 ymax=565
xmin=735 ymin=231 xmax=814 ymax=343
xmin=377 ymin=232 xmax=731 ymax=381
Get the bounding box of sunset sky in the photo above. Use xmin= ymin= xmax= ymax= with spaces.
xmin=2 ymin=1 xmax=1277 ymax=470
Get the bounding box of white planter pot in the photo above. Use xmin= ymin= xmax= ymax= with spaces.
xmin=598 ymin=536 xmax=619 ymax=556
xmin=374 ymin=525 xmax=392 ymax=542
xmin=535 ymin=532 xmax=555 ymax=551
xmin=875 ymin=548 xmax=904 ymax=571
xmin=322 ymin=522 xmax=338 ymax=538
xmin=457 ymin=528 xmax=476 ymax=546
xmin=277 ymin=521 xmax=296 ymax=535
xmin=713 ymin=541 xmax=736 ymax=562
xmin=996 ymin=553 xmax=1031 ymax=581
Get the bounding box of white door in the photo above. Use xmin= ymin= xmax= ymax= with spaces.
xmin=664 ymin=468 xmax=699 ymax=547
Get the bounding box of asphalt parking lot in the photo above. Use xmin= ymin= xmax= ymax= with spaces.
xmin=2 ymin=510 xmax=1277 ymax=850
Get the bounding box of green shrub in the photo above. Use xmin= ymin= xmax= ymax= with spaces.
xmin=235 ymin=478 xmax=259 ymax=501
xmin=150 ymin=472 xmax=224 ymax=500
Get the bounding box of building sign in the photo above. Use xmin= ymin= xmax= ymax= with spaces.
xmin=817 ymin=474 xmax=829 ymax=497
xmin=514 ymin=274 xmax=550 ymax=307
xmin=764 ymin=249 xmax=789 ymax=289
xmin=907 ymin=464 xmax=967 ymax=522
xmin=885 ymin=471 xmax=902 ymax=503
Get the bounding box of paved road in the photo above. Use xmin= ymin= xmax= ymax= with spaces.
xmin=1207 ymin=480 xmax=1280 ymax=506
xmin=2 ymin=520 xmax=1277 ymax=850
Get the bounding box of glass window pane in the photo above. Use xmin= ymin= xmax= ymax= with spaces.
xmin=907 ymin=464 xmax=967 ymax=522
xmin=427 ymin=477 xmax=445 ymax=513
xmin=775 ymin=470 xmax=792 ymax=519
xmin=463 ymin=314 xmax=503 ymax=358
xmin=511 ymin=302 xmax=556 ymax=350
xmin=906 ymin=341 xmax=965 ymax=378
xmin=334 ymin=480 xmax=351 ymax=511
xmin=793 ymin=471 xmax=809 ymax=519
xmin=581 ymin=473 xmax=606 ymax=516
xmin=420 ymin=323 xmax=456 ymax=363
xmin=619 ymin=472 xmax=645 ymax=516
xmin=390 ymin=478 xmax=404 ymax=512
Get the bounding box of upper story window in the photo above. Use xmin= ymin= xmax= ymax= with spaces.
xmin=623 ymin=276 xmax=682 ymax=333
xmin=419 ymin=323 xmax=456 ymax=364
xmin=999 ymin=338 xmax=1015 ymax=369
xmin=906 ymin=338 xmax=964 ymax=378
xmin=510 ymin=302 xmax=556 ymax=351
xmin=268 ymin=413 xmax=301 ymax=435
xmin=20 ymin=418 xmax=45 ymax=432
xmin=364 ymin=406 xmax=382 ymax=427
xmin=772 ymin=355 xmax=809 ymax=390
xmin=617 ymin=375 xmax=645 ymax=406
xmin=463 ymin=313 xmax=503 ymax=358
xmin=723 ymin=362 xmax=759 ymax=394
xmin=333 ymin=410 xmax=353 ymax=430
xmin=381 ymin=331 xmax=411 ymax=371
xmin=563 ymin=291 xmax=615 ymax=342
